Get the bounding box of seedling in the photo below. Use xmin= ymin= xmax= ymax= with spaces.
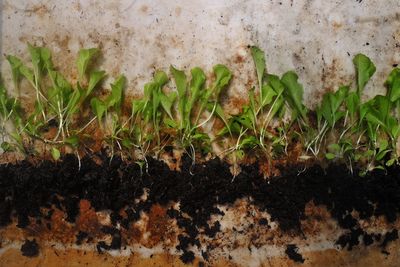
xmin=169 ymin=64 xmax=232 ymax=168
xmin=1 ymin=44 xmax=400 ymax=176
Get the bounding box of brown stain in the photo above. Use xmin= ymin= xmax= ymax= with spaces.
xmin=227 ymin=96 xmax=248 ymax=115
xmin=145 ymin=204 xmax=175 ymax=247
xmin=43 ymin=208 xmax=75 ymax=243
xmin=332 ymin=21 xmax=343 ymax=30
xmin=301 ymin=202 xmax=335 ymax=235
xmin=76 ymin=200 xmax=101 ymax=235
xmin=175 ymin=7 xmax=182 ymax=17
xmin=124 ymin=224 xmax=143 ymax=244
xmin=140 ymin=5 xmax=149 ymax=14
xmin=233 ymin=54 xmax=245 ymax=64
xmin=1 ymin=243 xmax=400 ymax=267
xmin=26 ymin=4 xmax=50 ymax=18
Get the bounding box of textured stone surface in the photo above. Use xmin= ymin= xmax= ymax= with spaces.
xmin=1 ymin=0 xmax=400 ymax=108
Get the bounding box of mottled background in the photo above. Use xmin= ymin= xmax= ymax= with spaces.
xmin=1 ymin=0 xmax=400 ymax=110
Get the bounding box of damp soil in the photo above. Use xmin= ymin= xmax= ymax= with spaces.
xmin=0 ymin=152 xmax=400 ymax=263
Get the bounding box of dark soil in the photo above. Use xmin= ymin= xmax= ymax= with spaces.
xmin=20 ymin=239 xmax=39 ymax=257
xmin=285 ymin=244 xmax=305 ymax=263
xmin=1 ymin=152 xmax=400 ymax=263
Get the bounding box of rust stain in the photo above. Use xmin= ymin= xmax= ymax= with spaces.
xmin=145 ymin=204 xmax=175 ymax=247
xmin=233 ymin=54 xmax=245 ymax=64
xmin=332 ymin=21 xmax=343 ymax=30
xmin=26 ymin=4 xmax=50 ymax=18
xmin=140 ymin=5 xmax=149 ymax=14
xmin=76 ymin=200 xmax=101 ymax=235
xmin=175 ymin=7 xmax=182 ymax=17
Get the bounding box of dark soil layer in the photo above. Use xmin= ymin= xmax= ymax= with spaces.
xmin=1 ymin=153 xmax=400 ymax=263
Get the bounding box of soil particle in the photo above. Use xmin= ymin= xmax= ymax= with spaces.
xmin=285 ymin=244 xmax=305 ymax=263
xmin=76 ymin=231 xmax=89 ymax=245
xmin=381 ymin=229 xmax=399 ymax=248
xmin=20 ymin=239 xmax=39 ymax=257
xmin=2 ymin=153 xmax=400 ymax=263
xmin=180 ymin=250 xmax=195 ymax=264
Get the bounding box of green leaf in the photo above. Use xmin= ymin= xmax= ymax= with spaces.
xmin=239 ymin=135 xmax=259 ymax=149
xmin=160 ymin=91 xmax=177 ymax=118
xmin=325 ymin=153 xmax=336 ymax=160
xmin=65 ymin=135 xmax=79 ymax=147
xmin=1 ymin=142 xmax=12 ymax=152
xmin=6 ymin=55 xmax=23 ymax=88
xmin=121 ymin=138 xmax=134 ymax=149
xmin=131 ymin=99 xmax=146 ymax=115
xmin=250 ymin=46 xmax=266 ymax=91
xmin=267 ymin=74 xmax=284 ymax=95
xmin=66 ymin=89 xmax=82 ymax=116
xmin=212 ymin=64 xmax=232 ymax=96
xmin=19 ymin=65 xmax=35 ymax=86
xmin=214 ymin=103 xmax=230 ymax=134
xmin=40 ymin=47 xmax=53 ymax=70
xmin=51 ymin=147 xmax=61 ymax=161
xmin=346 ymin=91 xmax=360 ymax=117
xmin=353 ymin=53 xmax=376 ymax=95
xmin=87 ymin=70 xmax=106 ymax=97
xmin=77 ymin=48 xmax=99 ymax=81
xmin=281 ymin=71 xmax=308 ymax=121
xmin=106 ymin=75 xmax=126 ymax=110
xmin=328 ymin=143 xmax=341 ymax=152
xmin=154 ymin=70 xmax=169 ymax=86
xmin=186 ymin=67 xmax=206 ymax=124
xmin=90 ymin=97 xmax=106 ymax=125
xmin=170 ymin=66 xmax=187 ymax=123
xmin=261 ymin=84 xmax=277 ymax=107
xmin=386 ymin=158 xmax=396 ymax=166
xmin=28 ymin=43 xmax=42 ymax=72
xmin=164 ymin=118 xmax=178 ymax=128
xmin=379 ymin=139 xmax=389 ymax=151
xmin=385 ymin=68 xmax=400 ymax=102
xmin=170 ymin=66 xmax=187 ymax=99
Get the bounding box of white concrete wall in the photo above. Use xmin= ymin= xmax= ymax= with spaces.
xmin=1 ymin=0 xmax=400 ymax=110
